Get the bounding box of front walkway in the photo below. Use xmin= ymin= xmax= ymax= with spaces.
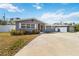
xmin=15 ymin=32 xmax=79 ymax=56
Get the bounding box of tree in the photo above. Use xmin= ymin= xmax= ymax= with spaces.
xmin=10 ymin=18 xmax=14 ymax=21
xmin=16 ymin=18 xmax=20 ymax=20
xmin=10 ymin=18 xmax=14 ymax=24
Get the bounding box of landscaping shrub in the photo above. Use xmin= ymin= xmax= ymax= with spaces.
xmin=74 ymin=24 xmax=79 ymax=32
xmin=32 ymin=29 xmax=40 ymax=34
xmin=10 ymin=29 xmax=40 ymax=35
xmin=10 ymin=29 xmax=28 ymax=35
xmin=10 ymin=29 xmax=16 ymax=35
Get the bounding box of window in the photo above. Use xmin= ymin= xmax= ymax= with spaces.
xmin=26 ymin=24 xmax=35 ymax=28
xmin=21 ymin=24 xmax=26 ymax=28
xmin=21 ymin=26 xmax=25 ymax=28
xmin=31 ymin=24 xmax=35 ymax=28
xmin=27 ymin=24 xmax=30 ymax=28
xmin=21 ymin=24 xmax=35 ymax=29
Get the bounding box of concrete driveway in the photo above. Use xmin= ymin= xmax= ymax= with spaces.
xmin=15 ymin=32 xmax=79 ymax=56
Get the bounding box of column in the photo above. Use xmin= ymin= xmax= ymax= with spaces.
xmin=19 ymin=23 xmax=21 ymax=29
xmin=35 ymin=24 xmax=37 ymax=29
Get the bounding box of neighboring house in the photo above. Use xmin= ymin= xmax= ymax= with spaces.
xmin=15 ymin=19 xmax=75 ymax=32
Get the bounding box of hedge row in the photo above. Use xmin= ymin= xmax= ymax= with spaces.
xmin=10 ymin=29 xmax=40 ymax=35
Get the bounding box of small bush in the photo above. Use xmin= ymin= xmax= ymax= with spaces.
xmin=32 ymin=29 xmax=40 ymax=34
xmin=10 ymin=30 xmax=16 ymax=35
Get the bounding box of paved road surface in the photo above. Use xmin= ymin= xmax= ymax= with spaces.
xmin=15 ymin=33 xmax=79 ymax=56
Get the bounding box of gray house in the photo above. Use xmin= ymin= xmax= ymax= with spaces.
xmin=15 ymin=19 xmax=75 ymax=32
xmin=16 ymin=19 xmax=45 ymax=32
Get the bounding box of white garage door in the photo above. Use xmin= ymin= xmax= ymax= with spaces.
xmin=55 ymin=27 xmax=67 ymax=32
xmin=59 ymin=27 xmax=67 ymax=32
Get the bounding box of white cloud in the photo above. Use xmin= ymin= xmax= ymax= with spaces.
xmin=65 ymin=12 xmax=79 ymax=17
xmin=33 ymin=3 xmax=42 ymax=10
xmin=0 ymin=3 xmax=24 ymax=12
xmin=39 ymin=10 xmax=79 ymax=24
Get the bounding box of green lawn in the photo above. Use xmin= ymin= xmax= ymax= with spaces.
xmin=0 ymin=32 xmax=38 ymax=56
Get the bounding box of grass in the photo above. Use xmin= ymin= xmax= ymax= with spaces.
xmin=0 ymin=32 xmax=38 ymax=56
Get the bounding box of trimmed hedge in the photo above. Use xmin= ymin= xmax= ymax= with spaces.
xmin=10 ymin=30 xmax=28 ymax=35
xmin=10 ymin=29 xmax=40 ymax=35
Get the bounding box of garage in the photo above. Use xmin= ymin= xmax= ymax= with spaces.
xmin=55 ymin=27 xmax=67 ymax=32
xmin=44 ymin=25 xmax=74 ymax=33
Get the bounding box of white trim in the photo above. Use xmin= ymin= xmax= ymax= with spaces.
xmin=19 ymin=23 xmax=21 ymax=28
xmin=45 ymin=25 xmax=46 ymax=30
xmin=35 ymin=24 xmax=37 ymax=29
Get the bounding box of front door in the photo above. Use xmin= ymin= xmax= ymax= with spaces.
xmin=38 ymin=24 xmax=41 ymax=31
xmin=38 ymin=24 xmax=44 ymax=32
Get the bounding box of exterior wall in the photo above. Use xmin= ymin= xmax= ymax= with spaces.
xmin=44 ymin=26 xmax=55 ymax=32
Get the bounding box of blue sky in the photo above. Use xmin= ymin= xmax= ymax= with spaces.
xmin=0 ymin=3 xmax=79 ymax=24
